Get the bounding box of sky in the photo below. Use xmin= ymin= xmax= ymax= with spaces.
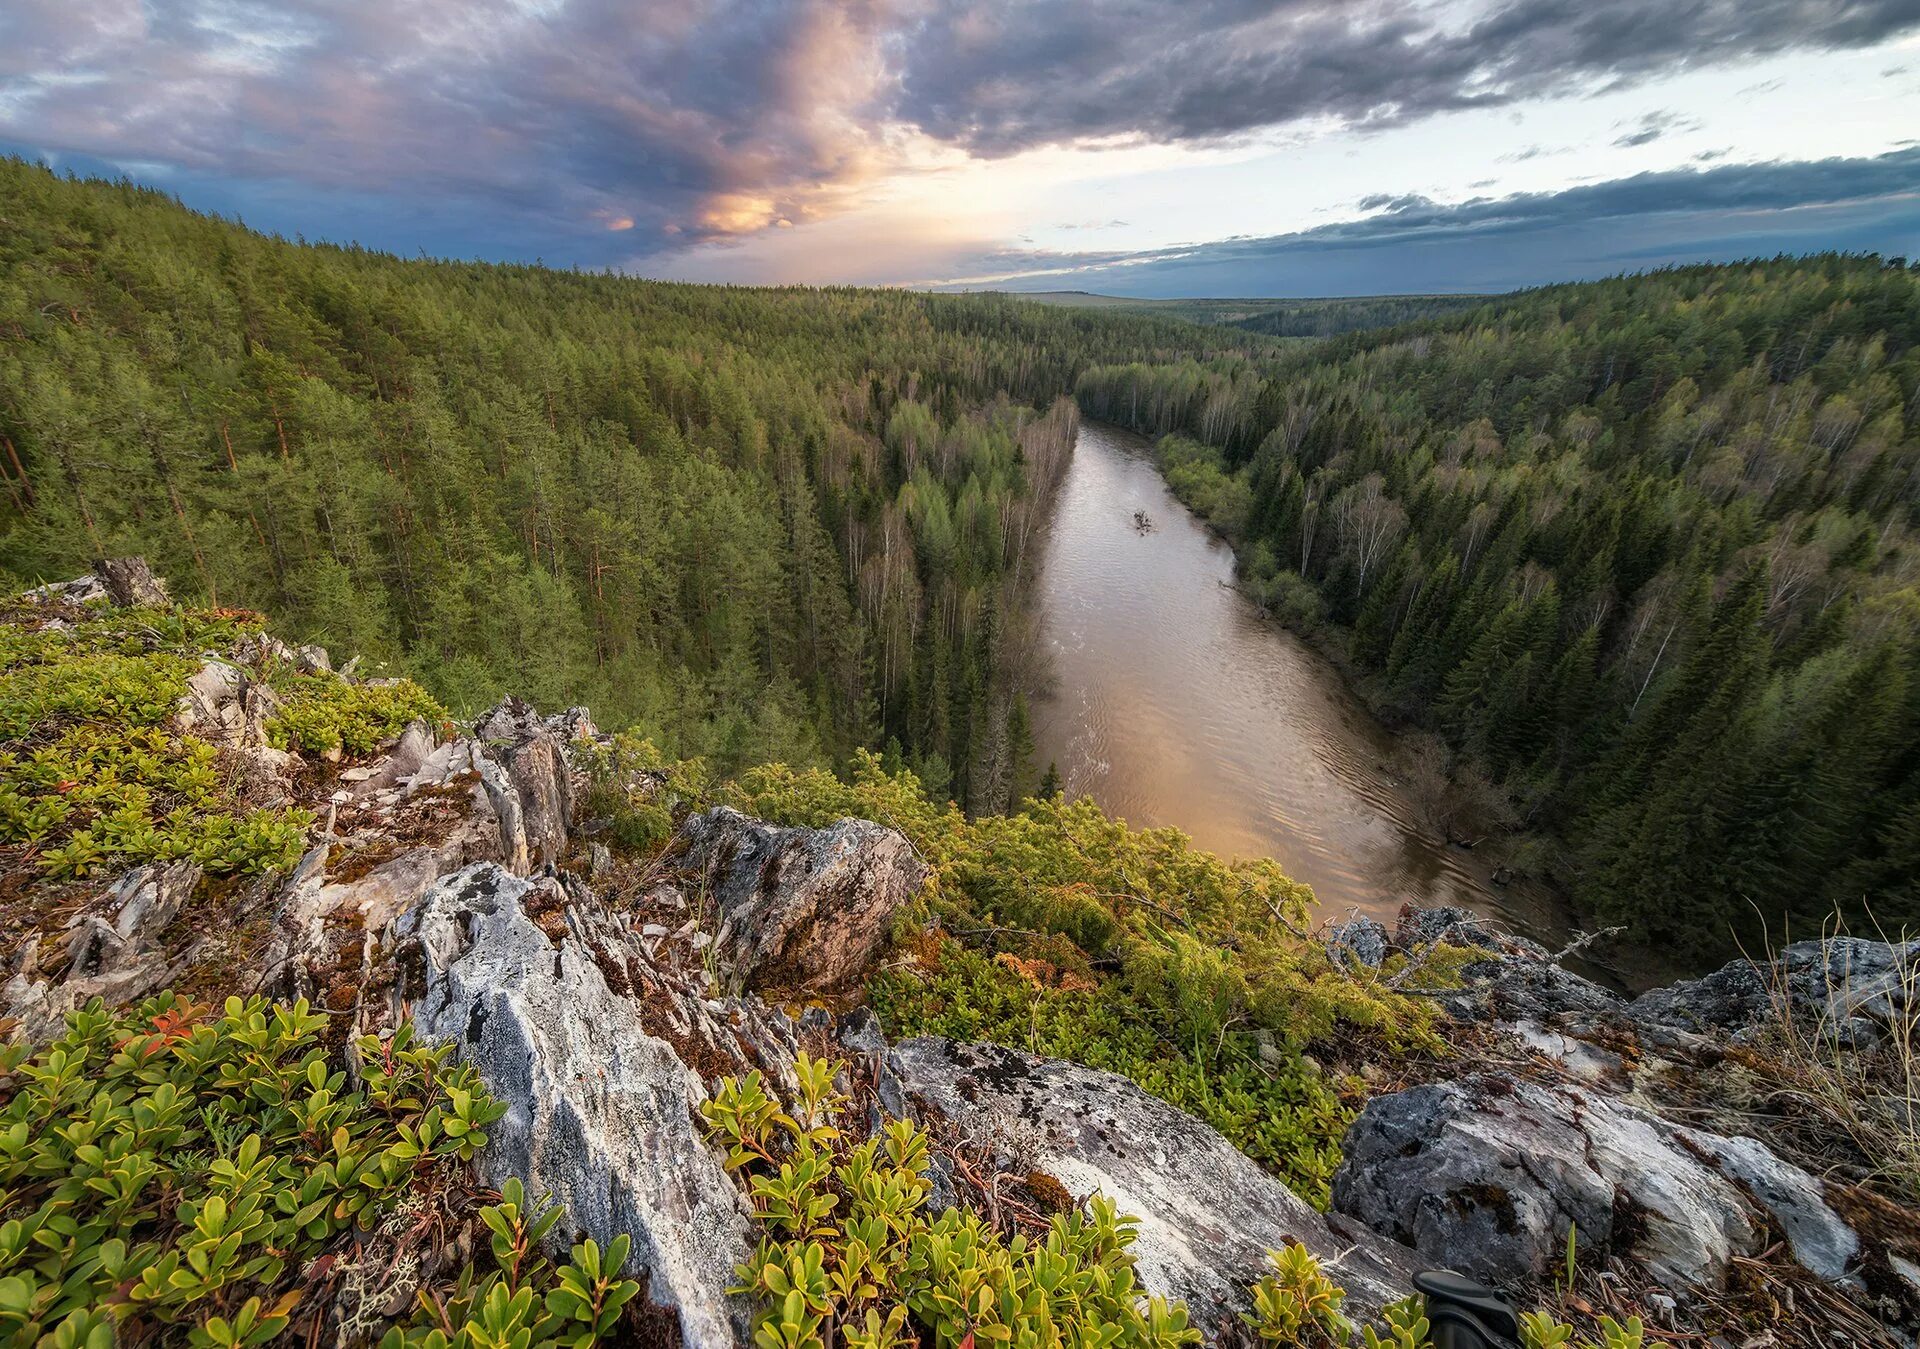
xmin=4 ymin=0 xmax=1919 ymax=297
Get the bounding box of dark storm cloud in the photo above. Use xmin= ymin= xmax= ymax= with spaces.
xmin=951 ymin=147 xmax=1920 ymax=295
xmin=3 ymin=0 xmax=1918 ymax=263
xmin=0 ymin=0 xmax=903 ymax=255
xmin=893 ymin=0 xmax=1920 ymax=155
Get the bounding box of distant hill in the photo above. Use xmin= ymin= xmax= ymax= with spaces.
xmin=1000 ymin=289 xmax=1497 ymax=336
xmin=1230 ymin=293 xmax=1493 ymax=337
xmin=1000 ymin=292 xmax=1298 ymax=326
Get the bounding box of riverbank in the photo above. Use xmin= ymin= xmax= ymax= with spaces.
xmin=1113 ymin=421 xmax=1693 ymax=989
xmin=1027 ymin=419 xmax=1606 ymax=964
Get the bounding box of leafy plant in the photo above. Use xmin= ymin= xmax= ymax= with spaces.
xmin=1244 ymin=1244 xmax=1350 ymax=1345
xmin=1520 ymin=1311 xmax=1645 ymax=1349
xmin=379 ymin=1178 xmax=641 ymax=1349
xmin=1361 ymin=1299 xmax=1431 ymax=1349
xmin=0 ymin=611 xmax=316 ymax=879
xmin=703 ymin=1054 xmax=1200 ymax=1349
xmin=0 ymin=995 xmax=503 ymax=1344
xmin=264 ymin=672 xmax=447 ymax=757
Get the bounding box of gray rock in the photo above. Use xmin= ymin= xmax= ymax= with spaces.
xmin=399 ymin=863 xmax=757 ymax=1349
xmin=676 ymin=806 xmax=925 ymax=994
xmin=474 ymin=697 xmax=585 ymax=872
xmin=97 ymin=557 xmax=170 ymax=608
xmin=1327 ymin=917 xmax=1390 ymax=968
xmin=1393 ymin=903 xmax=1547 ymax=958
xmin=3 ymin=862 xmax=202 ymax=1040
xmin=1632 ymin=938 xmax=1920 ymax=1039
xmin=1482 ymin=958 xmax=1625 ymax=1022
xmin=1332 ymin=1072 xmax=1857 ymax=1292
xmin=886 ymin=1037 xmax=1420 ymax=1338
xmin=21 ymin=573 xmax=109 ymax=605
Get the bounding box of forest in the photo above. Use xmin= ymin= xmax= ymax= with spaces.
xmin=8 ymin=159 xmax=1920 ymax=956
xmin=1078 ymin=254 xmax=1920 ymax=954
xmin=1229 ymin=294 xmax=1489 ymax=339
xmin=0 ymin=159 xmax=1263 ymax=813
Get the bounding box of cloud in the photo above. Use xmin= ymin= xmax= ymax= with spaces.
xmin=891 ymin=0 xmax=1920 ymax=155
xmin=1612 ymin=108 xmax=1702 ymax=147
xmin=931 ymin=147 xmax=1920 ymax=295
xmin=3 ymin=0 xmax=1919 ymax=263
xmin=0 ymin=0 xmax=905 ymax=255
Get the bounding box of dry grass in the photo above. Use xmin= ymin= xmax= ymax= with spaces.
xmin=1742 ymin=909 xmax=1919 ymax=1201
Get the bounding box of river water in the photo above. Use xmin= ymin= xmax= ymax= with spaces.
xmin=1030 ymin=419 xmax=1579 ymax=945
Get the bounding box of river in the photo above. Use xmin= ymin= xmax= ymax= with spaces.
xmin=1030 ymin=419 xmax=1580 ymax=946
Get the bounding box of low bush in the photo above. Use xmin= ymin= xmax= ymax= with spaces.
xmin=264 ymin=674 xmax=447 ymax=758
xmin=574 ymin=732 xmax=712 ymax=855
xmin=0 ymin=606 xmax=313 ymax=880
xmin=702 ymin=1055 xmax=1200 ymax=1349
xmin=0 ymin=994 xmax=638 ymax=1349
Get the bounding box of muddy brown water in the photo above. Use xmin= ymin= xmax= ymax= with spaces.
xmin=1031 ymin=419 xmax=1583 ymax=950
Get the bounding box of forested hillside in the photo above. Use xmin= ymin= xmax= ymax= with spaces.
xmin=1230 ymin=294 xmax=1488 ymax=339
xmin=0 ymin=160 xmax=1260 ymax=810
xmin=1080 ymin=255 xmax=1920 ymax=954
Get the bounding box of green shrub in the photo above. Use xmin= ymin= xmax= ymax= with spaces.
xmin=264 ymin=674 xmax=447 ymax=757
xmin=0 ymin=994 xmax=500 ymax=1344
xmin=376 ymin=1178 xmax=640 ymax=1349
xmin=1 ymin=994 xmax=640 ymax=1349
xmin=702 ymin=1055 xmax=1200 ymax=1349
xmin=870 ymin=944 xmax=1351 ymax=1206
xmin=0 ymin=608 xmax=314 ymax=879
xmin=574 ymin=732 xmax=712 ymax=855
xmin=1244 ymin=1244 xmax=1350 ymax=1344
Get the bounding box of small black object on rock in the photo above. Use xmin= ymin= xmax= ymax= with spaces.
xmin=1412 ymin=1270 xmax=1521 ymax=1349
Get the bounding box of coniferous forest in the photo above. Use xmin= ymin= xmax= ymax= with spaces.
xmin=7 ymin=159 xmax=1920 ymax=958
xmin=0 ymin=159 xmax=1255 ymax=813
xmin=1078 ymin=254 xmax=1920 ymax=955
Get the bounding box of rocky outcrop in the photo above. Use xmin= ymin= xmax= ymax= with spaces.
xmin=97 ymin=556 xmax=171 ymax=607
xmin=1632 ymin=937 xmax=1920 ymax=1042
xmin=22 ymin=557 xmax=170 ymax=608
xmin=2 ymin=861 xmax=202 ymax=1041
xmin=886 ymin=1037 xmax=1420 ymax=1337
xmin=473 ymin=697 xmax=592 ymax=873
xmin=1332 ymin=1072 xmax=1857 ymax=1292
xmin=397 ymin=863 xmax=769 ymax=1349
xmin=675 ymin=806 xmax=925 ymax=994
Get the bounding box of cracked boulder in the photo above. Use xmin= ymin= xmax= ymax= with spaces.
xmin=3 ymin=861 xmax=202 ymax=1040
xmin=396 ymin=863 xmax=768 ymax=1349
xmin=473 ymin=696 xmax=592 ymax=873
xmin=1331 ymin=1072 xmax=1859 ymax=1291
xmin=676 ymin=806 xmax=925 ymax=994
xmin=885 ymin=1037 xmax=1420 ymax=1338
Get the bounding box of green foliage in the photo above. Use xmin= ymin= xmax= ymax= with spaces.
xmin=0 ymin=607 xmax=312 ymax=879
xmin=1080 ymin=254 xmax=1920 ymax=956
xmin=870 ymin=944 xmax=1351 ymax=1206
xmin=377 ymin=1178 xmax=641 ymax=1349
xmin=1359 ymin=1299 xmax=1431 ymax=1349
xmin=737 ymin=752 xmax=1446 ymax=1208
xmin=1519 ymin=1311 xmax=1646 ymax=1349
xmin=1243 ymin=1244 xmax=1349 ymax=1345
xmin=703 ymin=1056 xmax=1200 ymax=1349
xmin=264 ymin=673 xmax=448 ymax=757
xmin=574 ymin=732 xmax=713 ymax=855
xmin=0 ymin=994 xmax=500 ymax=1345
xmin=2 ymin=994 xmax=639 ymax=1349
